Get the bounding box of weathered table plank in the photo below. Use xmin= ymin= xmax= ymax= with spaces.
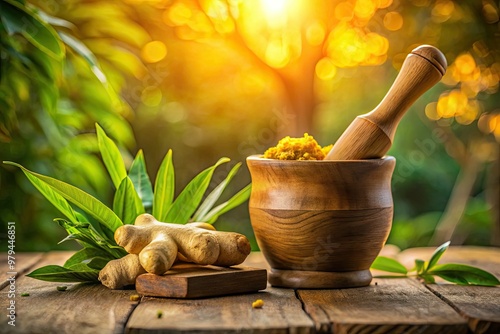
xmin=398 ymin=246 xmax=500 ymax=334
xmin=1 ymin=247 xmax=499 ymax=334
xmin=0 ymin=251 xmax=139 ymax=334
xmin=298 ymin=278 xmax=468 ymax=334
xmin=0 ymin=252 xmax=43 ymax=290
xmin=126 ymin=287 xmax=314 ymax=334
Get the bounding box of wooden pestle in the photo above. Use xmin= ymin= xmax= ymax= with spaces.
xmin=325 ymin=45 xmax=447 ymax=160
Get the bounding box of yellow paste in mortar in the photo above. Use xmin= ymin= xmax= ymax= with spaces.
xmin=263 ymin=133 xmax=333 ymax=160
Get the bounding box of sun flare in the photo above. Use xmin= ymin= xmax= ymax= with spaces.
xmin=260 ymin=0 xmax=287 ymax=19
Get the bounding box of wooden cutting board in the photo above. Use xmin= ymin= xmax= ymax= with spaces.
xmin=136 ymin=263 xmax=267 ymax=298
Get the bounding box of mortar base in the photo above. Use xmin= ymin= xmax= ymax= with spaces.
xmin=269 ymin=268 xmax=372 ymax=289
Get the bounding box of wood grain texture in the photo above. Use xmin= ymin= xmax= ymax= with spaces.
xmin=269 ymin=267 xmax=372 ymax=289
xmin=247 ymin=156 xmax=395 ymax=288
xmin=250 ymin=207 xmax=393 ymax=272
xmin=0 ymin=252 xmax=42 ymax=290
xmin=326 ymin=45 xmax=446 ymax=160
xmin=136 ymin=264 xmax=267 ymax=298
xmin=247 ymin=155 xmax=395 ymax=211
xmin=1 ymin=248 xmax=497 ymax=333
xmin=298 ymin=278 xmax=468 ymax=334
xmin=398 ymin=246 xmax=500 ymax=334
xmin=126 ymin=287 xmax=314 ymax=334
xmin=0 ymin=251 xmax=140 ymax=334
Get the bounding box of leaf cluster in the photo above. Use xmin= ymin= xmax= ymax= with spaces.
xmin=371 ymin=241 xmax=500 ymax=286
xmin=4 ymin=124 xmax=250 ymax=283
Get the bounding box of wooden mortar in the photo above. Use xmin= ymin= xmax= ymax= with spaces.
xmin=246 ymin=155 xmax=395 ymax=288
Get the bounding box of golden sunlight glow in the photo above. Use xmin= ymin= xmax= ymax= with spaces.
xmin=260 ymin=0 xmax=287 ymax=20
xmin=425 ymin=102 xmax=440 ymax=120
xmin=432 ymin=0 xmax=455 ymax=22
xmin=383 ymin=12 xmax=403 ymax=31
xmin=306 ymin=21 xmax=326 ymax=46
xmin=141 ymin=41 xmax=168 ymax=63
xmin=335 ymin=2 xmax=354 ymax=20
xmin=316 ymin=57 xmax=337 ymax=80
xmin=354 ymin=0 xmax=377 ymax=19
xmin=265 ymin=38 xmax=291 ymax=68
xmin=141 ymin=86 xmax=163 ymax=106
xmin=166 ymin=2 xmax=192 ymax=26
xmin=377 ymin=0 xmax=393 ymax=9
xmin=455 ymin=53 xmax=476 ymax=76
xmin=478 ymin=113 xmax=500 ymax=141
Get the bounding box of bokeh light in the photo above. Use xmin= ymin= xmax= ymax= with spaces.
xmin=141 ymin=41 xmax=168 ymax=63
xmin=383 ymin=11 xmax=404 ymax=31
xmin=315 ymin=57 xmax=337 ymax=80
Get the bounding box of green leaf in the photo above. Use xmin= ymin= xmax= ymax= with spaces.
xmin=4 ymin=161 xmax=123 ymax=232
xmin=153 ymin=149 xmax=175 ymax=221
xmin=58 ymin=232 xmax=98 ymax=247
xmin=129 ymin=150 xmax=153 ymax=211
xmin=0 ymin=0 xmax=64 ymax=59
xmin=427 ymin=241 xmax=450 ymax=271
xmin=64 ymin=247 xmax=112 ymax=268
xmin=37 ymin=10 xmax=76 ymax=31
xmin=420 ymin=274 xmax=436 ymax=284
xmin=113 ymin=176 xmax=144 ymax=225
xmin=165 ymin=157 xmax=230 ymax=224
xmin=205 ymin=184 xmax=252 ymax=224
xmin=26 ymin=265 xmax=99 ymax=283
xmin=193 ymin=162 xmax=241 ymax=221
xmin=428 ymin=264 xmax=500 ymax=286
xmin=414 ymin=259 xmax=426 ymax=274
xmin=96 ymin=123 xmax=127 ymax=189
xmin=59 ymin=31 xmax=107 ymax=84
xmin=370 ymin=256 xmax=408 ymax=274
xmin=12 ymin=165 xmax=78 ymax=223
xmin=84 ymin=257 xmax=110 ymax=271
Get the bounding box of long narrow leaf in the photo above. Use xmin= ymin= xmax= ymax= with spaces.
xmin=370 ymin=256 xmax=408 ymax=274
xmin=27 ymin=265 xmax=99 ymax=283
xmin=414 ymin=259 xmax=426 ymax=274
xmin=4 ymin=162 xmax=123 ymax=231
xmin=11 ymin=165 xmax=78 ymax=223
xmin=193 ymin=162 xmax=241 ymax=221
xmin=64 ymin=247 xmax=112 ymax=268
xmin=428 ymin=263 xmax=500 ymax=286
xmin=153 ymin=149 xmax=175 ymax=221
xmin=427 ymin=241 xmax=450 ymax=271
xmin=128 ymin=150 xmax=153 ymax=211
xmin=0 ymin=0 xmax=64 ymax=59
xmin=113 ymin=176 xmax=144 ymax=225
xmin=96 ymin=123 xmax=127 ymax=189
xmin=59 ymin=31 xmax=107 ymax=84
xmin=165 ymin=157 xmax=230 ymax=224
xmin=205 ymin=184 xmax=251 ymax=224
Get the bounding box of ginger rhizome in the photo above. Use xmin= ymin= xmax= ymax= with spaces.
xmin=99 ymin=214 xmax=251 ymax=289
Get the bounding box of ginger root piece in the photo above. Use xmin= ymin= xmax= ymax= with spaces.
xmin=99 ymin=254 xmax=147 ymax=289
xmin=100 ymin=213 xmax=252 ymax=289
xmin=179 ymin=221 xmax=251 ymax=267
xmin=116 ymin=214 xmax=221 ymax=274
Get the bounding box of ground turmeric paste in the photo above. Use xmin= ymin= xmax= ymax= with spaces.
xmin=263 ymin=133 xmax=332 ymax=160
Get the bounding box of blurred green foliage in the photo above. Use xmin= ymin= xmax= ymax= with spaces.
xmin=1 ymin=0 xmax=499 ymax=251
xmin=0 ymin=0 xmax=139 ymax=250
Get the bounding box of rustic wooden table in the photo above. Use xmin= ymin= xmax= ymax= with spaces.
xmin=1 ymin=247 xmax=499 ymax=334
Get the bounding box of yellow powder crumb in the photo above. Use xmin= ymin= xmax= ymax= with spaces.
xmin=129 ymin=294 xmax=140 ymax=301
xmin=264 ymin=133 xmax=332 ymax=160
xmin=252 ymin=299 xmax=264 ymax=308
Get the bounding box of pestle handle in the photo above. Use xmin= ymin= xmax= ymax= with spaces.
xmin=325 ymin=45 xmax=447 ymax=160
